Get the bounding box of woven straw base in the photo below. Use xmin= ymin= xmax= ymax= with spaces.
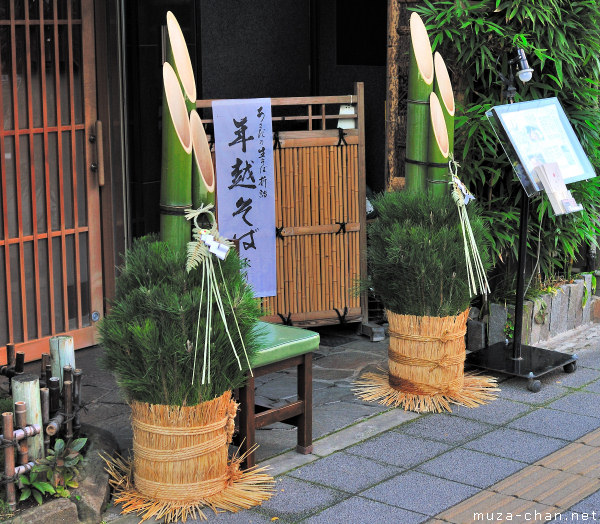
xmin=354 ymin=369 xmax=499 ymax=413
xmin=102 ymin=452 xmax=274 ymax=523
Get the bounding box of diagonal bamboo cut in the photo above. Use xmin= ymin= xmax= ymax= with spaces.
xmin=427 ymin=92 xmax=450 ymax=197
xmin=160 ymin=62 xmax=193 ymax=253
xmin=166 ymin=11 xmax=197 ymax=112
xmin=190 ymin=111 xmax=216 ymax=209
xmin=405 ymin=12 xmax=434 ymax=193
xmin=434 ymin=52 xmax=455 ymax=154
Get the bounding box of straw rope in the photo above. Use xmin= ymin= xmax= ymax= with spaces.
xmin=389 ymin=328 xmax=466 ymax=343
xmin=388 ymin=349 xmax=465 ymax=370
xmin=133 ymin=433 xmax=228 ymax=462
xmin=133 ymin=473 xmax=229 ymax=499
xmin=131 ymin=415 xmax=228 ymax=436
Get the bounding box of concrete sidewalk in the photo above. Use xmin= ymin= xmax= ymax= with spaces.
xmin=66 ymin=322 xmax=600 ymax=524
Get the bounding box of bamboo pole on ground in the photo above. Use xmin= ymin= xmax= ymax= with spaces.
xmin=3 ymin=412 xmax=15 ymax=511
xmin=165 ymin=11 xmax=197 ymax=112
xmin=434 ymin=52 xmax=455 ymax=154
xmin=50 ymin=335 xmax=75 ymax=389
xmin=12 ymin=374 xmax=43 ymax=460
xmin=190 ymin=111 xmax=216 ymax=209
xmin=160 ymin=62 xmax=193 ymax=253
xmin=405 ymin=12 xmax=434 ymax=193
xmin=427 ymin=93 xmax=450 ymax=197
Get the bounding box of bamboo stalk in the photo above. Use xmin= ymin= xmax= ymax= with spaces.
xmin=7 ymin=344 xmax=15 ymax=367
xmin=40 ymin=387 xmax=50 ymax=452
xmin=190 ymin=111 xmax=216 ymax=209
xmin=49 ymin=335 xmax=75 ymax=389
xmin=160 ymin=62 xmax=193 ymax=253
xmin=64 ymin=381 xmax=73 ymax=440
xmin=73 ymin=369 xmax=82 ymax=435
xmin=3 ymin=412 xmax=16 ymax=512
xmin=12 ymin=374 xmax=43 ymax=460
xmin=165 ymin=11 xmax=197 ymax=112
xmin=63 ymin=365 xmax=73 ymax=386
xmin=427 ymin=92 xmax=450 ymax=197
xmin=405 ymin=12 xmax=434 ymax=193
xmin=14 ymin=401 xmax=28 ymax=465
xmin=48 ymin=377 xmax=60 ymax=416
xmin=40 ymin=353 xmax=50 ymax=387
xmin=434 ymin=52 xmax=455 ymax=154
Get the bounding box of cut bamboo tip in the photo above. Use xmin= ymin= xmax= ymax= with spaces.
xmin=166 ymin=11 xmax=196 ymax=104
xmin=430 ymin=93 xmax=450 ymax=158
xmin=163 ymin=62 xmax=192 ymax=154
xmin=410 ymin=12 xmax=434 ymax=84
xmin=434 ymin=52 xmax=455 ymax=116
xmin=190 ymin=110 xmax=215 ymax=192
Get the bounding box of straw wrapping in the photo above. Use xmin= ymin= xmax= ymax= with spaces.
xmin=133 ymin=433 xmax=228 ymax=462
xmin=131 ymin=415 xmax=229 ymax=436
xmin=387 ymin=348 xmax=465 ymax=370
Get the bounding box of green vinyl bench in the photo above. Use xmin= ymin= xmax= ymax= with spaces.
xmin=238 ymin=321 xmax=320 ymax=468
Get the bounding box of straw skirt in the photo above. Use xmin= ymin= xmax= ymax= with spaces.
xmin=104 ymin=391 xmax=274 ymax=522
xmin=355 ymin=310 xmax=497 ymax=413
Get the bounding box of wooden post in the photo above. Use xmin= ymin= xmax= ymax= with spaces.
xmin=73 ymin=369 xmax=82 ymax=435
xmin=12 ymin=374 xmax=44 ymax=460
xmin=49 ymin=335 xmax=76 ymax=388
xmin=63 ymin=381 xmax=73 ymax=440
xmin=48 ymin=377 xmax=60 ymax=416
xmin=3 ymin=412 xmax=16 ymax=512
xmin=14 ymin=401 xmax=28 ymax=466
xmin=40 ymin=388 xmax=50 ymax=452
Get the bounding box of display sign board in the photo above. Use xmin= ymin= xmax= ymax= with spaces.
xmin=486 ymin=97 xmax=596 ymax=197
xmin=213 ymin=98 xmax=276 ymax=297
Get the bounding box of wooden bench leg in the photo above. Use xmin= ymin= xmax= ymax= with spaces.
xmin=239 ymin=374 xmax=256 ymax=469
xmin=297 ymin=352 xmax=313 ymax=454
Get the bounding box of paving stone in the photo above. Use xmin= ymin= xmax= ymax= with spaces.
xmin=577 ymin=427 xmax=600 ymax=446
xmin=450 ymin=397 xmax=531 ymax=425
xmin=313 ymin=401 xmax=385 ymax=439
xmin=337 ymin=338 xmax=390 ymax=353
xmin=312 ymin=367 xmax=356 ymax=381
xmin=492 ymin=464 xmax=600 ymax=510
xmin=550 ymin=512 xmax=584 ymax=523
xmin=567 ymin=281 xmax=585 ymax=330
xmin=537 ymin=442 xmax=600 ymax=478
xmin=577 ymin=350 xmax=600 ymax=370
xmin=489 ymin=303 xmax=508 ymax=345
xmin=531 ymin=294 xmax=552 ymax=343
xmin=305 ymin=496 xmax=429 ymax=524
xmin=397 ymin=414 xmax=493 ymax=445
xmin=417 ymin=447 xmax=524 ymax=489
xmin=570 ymin=488 xmax=600 ymax=515
xmin=550 ymin=287 xmax=569 ymax=336
xmin=188 ymin=509 xmax=271 ymax=523
xmin=258 ymin=476 xmax=347 ymax=521
xmin=508 ymin=408 xmax=600 ymax=441
xmin=346 ymin=432 xmax=450 ymax=468
xmin=254 ymin=426 xmax=297 ymax=462
xmin=436 ymin=489 xmax=558 ymax=524
xmin=464 ymin=428 xmax=567 ymax=463
xmin=547 ymin=391 xmax=600 ymax=418
xmin=584 ymin=379 xmax=600 ymax=393
xmin=540 ymin=366 xmax=600 ymax=388
xmin=496 ymin=378 xmax=568 ymax=405
xmin=315 ymin=350 xmax=385 ymax=371
xmin=289 ymin=451 xmax=400 ymax=493
xmin=361 ymin=471 xmax=477 ymax=516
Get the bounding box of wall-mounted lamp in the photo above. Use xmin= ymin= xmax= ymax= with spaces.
xmin=497 ymin=48 xmax=534 ymax=103
xmin=514 ymin=48 xmax=534 ymax=83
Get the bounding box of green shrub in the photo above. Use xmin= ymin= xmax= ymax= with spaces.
xmin=98 ymin=235 xmax=261 ymax=406
xmin=413 ymin=0 xmax=600 ymax=284
xmin=367 ymin=190 xmax=491 ymax=317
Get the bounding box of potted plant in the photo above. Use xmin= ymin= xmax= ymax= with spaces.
xmin=355 ymin=189 xmax=498 ymax=413
xmin=98 ymin=227 xmax=274 ymax=521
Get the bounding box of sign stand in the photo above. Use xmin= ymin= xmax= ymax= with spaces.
xmin=465 ymin=97 xmax=597 ymax=392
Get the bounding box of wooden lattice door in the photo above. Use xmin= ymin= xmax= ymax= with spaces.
xmin=0 ymin=0 xmax=103 ymax=362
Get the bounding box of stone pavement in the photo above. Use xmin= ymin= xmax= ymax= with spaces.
xmin=51 ymin=321 xmax=600 ymax=523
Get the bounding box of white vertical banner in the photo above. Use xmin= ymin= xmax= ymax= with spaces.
xmin=213 ymin=98 xmax=276 ymax=297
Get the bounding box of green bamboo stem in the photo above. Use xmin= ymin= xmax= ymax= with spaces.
xmin=427 ymin=92 xmax=450 ymax=197
xmin=190 ymin=110 xmax=216 ymax=209
xmin=160 ymin=62 xmax=193 ymax=253
xmin=434 ymin=52 xmax=455 ymax=154
xmin=405 ymin=12 xmax=434 ymax=193
xmin=166 ymin=11 xmax=197 ymax=112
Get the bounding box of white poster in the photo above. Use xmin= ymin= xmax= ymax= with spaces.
xmin=213 ymin=98 xmax=276 ymax=297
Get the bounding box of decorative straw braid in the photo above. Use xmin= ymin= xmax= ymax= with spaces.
xmin=132 ymin=415 xmax=228 ymax=435
xmin=134 ymin=473 xmax=229 ymax=500
xmin=389 ymin=328 xmax=466 ymax=343
xmin=388 ymin=348 xmax=465 ymax=370
xmin=133 ymin=433 xmax=228 ymax=462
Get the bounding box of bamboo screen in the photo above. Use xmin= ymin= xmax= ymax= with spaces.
xmin=196 ymin=83 xmax=367 ymax=327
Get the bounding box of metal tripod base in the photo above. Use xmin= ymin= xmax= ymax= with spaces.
xmin=466 ymin=341 xmax=578 ymax=392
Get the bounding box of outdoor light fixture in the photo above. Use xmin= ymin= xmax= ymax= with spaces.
xmin=496 ymin=47 xmax=534 ymax=103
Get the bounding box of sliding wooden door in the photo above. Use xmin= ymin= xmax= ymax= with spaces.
xmin=0 ymin=0 xmax=103 ymax=362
